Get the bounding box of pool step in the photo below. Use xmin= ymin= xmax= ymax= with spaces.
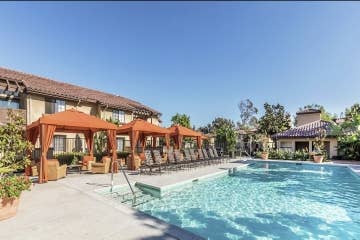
xmin=120 ymin=192 xmax=155 ymax=206
xmin=104 ymin=187 xmax=155 ymax=206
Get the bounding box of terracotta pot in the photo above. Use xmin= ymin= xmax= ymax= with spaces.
xmin=261 ymin=152 xmax=269 ymax=160
xmin=313 ymin=155 xmax=324 ymax=163
xmin=0 ymin=197 xmax=20 ymax=221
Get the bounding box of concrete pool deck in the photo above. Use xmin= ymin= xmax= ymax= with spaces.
xmin=0 ymin=160 xmax=246 ymax=240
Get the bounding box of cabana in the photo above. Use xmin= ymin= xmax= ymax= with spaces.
xmin=26 ymin=109 xmax=118 ymax=183
xmin=117 ymin=119 xmax=170 ymax=170
xmin=168 ymin=125 xmax=203 ymax=149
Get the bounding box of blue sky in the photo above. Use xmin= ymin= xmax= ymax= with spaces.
xmin=1 ymin=2 xmax=360 ymax=127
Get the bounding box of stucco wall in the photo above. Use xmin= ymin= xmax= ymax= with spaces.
xmin=277 ymin=138 xmax=338 ymax=158
xmin=26 ymin=94 xmax=45 ymax=124
xmin=66 ymin=100 xmax=98 ymax=116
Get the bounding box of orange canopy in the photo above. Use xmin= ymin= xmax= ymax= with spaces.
xmin=117 ymin=119 xmax=170 ymax=170
xmin=117 ymin=119 xmax=170 ymax=136
xmin=168 ymin=125 xmax=203 ymax=149
xmin=27 ymin=108 xmax=117 ymax=132
xmin=26 ymin=109 xmax=118 ymax=183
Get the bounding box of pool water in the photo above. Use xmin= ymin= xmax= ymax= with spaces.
xmin=131 ymin=162 xmax=360 ymax=240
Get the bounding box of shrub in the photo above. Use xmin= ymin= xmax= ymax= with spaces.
xmin=54 ymin=152 xmax=84 ymax=165
xmin=0 ymin=175 xmax=31 ymax=199
xmin=293 ymin=149 xmax=309 ymax=161
xmin=267 ymin=149 xmax=309 ymax=161
xmin=117 ymin=151 xmax=130 ymax=159
xmin=94 ymin=152 xmax=108 ymax=162
xmin=0 ymin=110 xmax=34 ymax=174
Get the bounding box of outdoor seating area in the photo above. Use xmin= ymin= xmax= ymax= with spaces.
xmin=138 ymin=146 xmax=229 ymax=175
xmin=24 ymin=109 xmax=225 ymax=182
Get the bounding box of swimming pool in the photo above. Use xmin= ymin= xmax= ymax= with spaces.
xmin=115 ymin=161 xmax=360 ymax=239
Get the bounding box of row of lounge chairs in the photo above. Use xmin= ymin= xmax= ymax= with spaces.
xmin=139 ymin=147 xmax=228 ymax=174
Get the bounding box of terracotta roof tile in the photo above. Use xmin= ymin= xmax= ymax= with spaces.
xmin=0 ymin=67 xmax=159 ymax=115
xmin=272 ymin=120 xmax=335 ymax=139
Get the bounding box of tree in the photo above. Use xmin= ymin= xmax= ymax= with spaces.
xmin=332 ymin=105 xmax=360 ymax=160
xmin=211 ymin=117 xmax=237 ymax=153
xmin=258 ymin=103 xmax=291 ymax=136
xmin=237 ymin=99 xmax=258 ymax=129
xmin=299 ymin=104 xmax=337 ymax=122
xmin=345 ymin=103 xmax=360 ymax=119
xmin=171 ymin=113 xmax=191 ymax=128
xmin=0 ymin=110 xmax=34 ymax=175
xmin=197 ymin=123 xmax=213 ymax=134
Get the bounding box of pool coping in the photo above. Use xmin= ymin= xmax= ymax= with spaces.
xmin=246 ymin=158 xmax=360 ymax=177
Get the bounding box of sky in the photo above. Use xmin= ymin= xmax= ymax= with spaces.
xmin=1 ymin=2 xmax=360 ymax=127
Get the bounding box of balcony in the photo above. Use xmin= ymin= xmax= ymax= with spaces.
xmin=0 ymin=108 xmax=26 ymax=125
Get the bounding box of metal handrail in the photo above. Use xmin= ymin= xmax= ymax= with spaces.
xmin=110 ymin=160 xmax=136 ymax=205
xmin=241 ymin=150 xmax=253 ymax=159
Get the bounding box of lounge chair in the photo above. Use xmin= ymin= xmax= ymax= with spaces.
xmin=212 ymin=146 xmax=225 ymax=163
xmin=197 ymin=148 xmax=206 ymax=165
xmin=183 ymin=149 xmax=195 ymax=168
xmin=202 ymin=148 xmax=212 ymax=165
xmin=82 ymin=155 xmax=96 ymax=171
xmin=152 ymin=149 xmax=164 ymax=173
xmin=91 ymin=157 xmax=111 ymax=174
xmin=189 ymin=148 xmax=202 ymax=167
xmin=174 ymin=149 xmax=187 ymax=169
xmin=47 ymin=159 xmax=67 ymax=180
xmin=139 ymin=150 xmax=153 ymax=174
xmin=167 ymin=150 xmax=179 ymax=171
xmin=208 ymin=148 xmax=221 ymax=164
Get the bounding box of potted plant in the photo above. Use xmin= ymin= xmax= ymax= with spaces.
xmin=261 ymin=149 xmax=269 ymax=160
xmin=0 ymin=110 xmax=34 ymax=221
xmin=313 ymin=129 xmax=327 ymax=163
xmin=313 ymin=152 xmax=324 ymax=163
xmin=0 ymin=175 xmax=31 ymax=220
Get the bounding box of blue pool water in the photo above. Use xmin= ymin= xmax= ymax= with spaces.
xmin=132 ymin=162 xmax=360 ymax=240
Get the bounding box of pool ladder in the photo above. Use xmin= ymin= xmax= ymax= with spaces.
xmin=110 ymin=161 xmax=137 ymax=205
xmin=241 ymin=150 xmax=253 ymax=160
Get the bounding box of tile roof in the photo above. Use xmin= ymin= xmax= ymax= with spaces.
xmin=272 ymin=120 xmax=335 ymax=139
xmin=0 ymin=67 xmax=159 ymax=115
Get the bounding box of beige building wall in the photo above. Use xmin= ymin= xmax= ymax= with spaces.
xmin=296 ymin=113 xmax=321 ymax=126
xmin=26 ymin=94 xmax=46 ymax=124
xmin=277 ymin=138 xmax=337 ymax=158
xmin=66 ymin=100 xmax=98 ymax=116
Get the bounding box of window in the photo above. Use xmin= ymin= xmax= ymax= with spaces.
xmin=45 ymin=99 xmax=65 ymax=114
xmin=53 ymin=135 xmax=66 ymax=153
xmin=55 ymin=100 xmax=65 ymax=112
xmin=0 ymin=99 xmax=19 ymax=109
xmin=112 ymin=110 xmax=125 ymax=123
xmin=116 ymin=137 xmax=125 ymax=151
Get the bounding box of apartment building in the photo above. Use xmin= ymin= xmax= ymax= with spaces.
xmin=0 ymin=67 xmax=161 ymax=153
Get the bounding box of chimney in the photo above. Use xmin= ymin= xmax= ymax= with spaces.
xmin=295 ymin=109 xmax=321 ymax=126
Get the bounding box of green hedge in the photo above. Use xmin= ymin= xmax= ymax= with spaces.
xmin=54 ymin=152 xmax=85 ymax=165
xmin=255 ymin=149 xmax=310 ymax=161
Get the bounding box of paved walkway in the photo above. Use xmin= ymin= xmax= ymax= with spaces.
xmin=0 ymin=161 xmax=245 ymax=240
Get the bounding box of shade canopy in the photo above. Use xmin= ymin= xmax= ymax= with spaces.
xmin=168 ymin=125 xmax=203 ymax=149
xmin=117 ymin=119 xmax=170 ymax=136
xmin=27 ymin=108 xmax=118 ymax=133
xmin=26 ymin=109 xmax=118 ymax=183
xmin=117 ymin=119 xmax=170 ymax=170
